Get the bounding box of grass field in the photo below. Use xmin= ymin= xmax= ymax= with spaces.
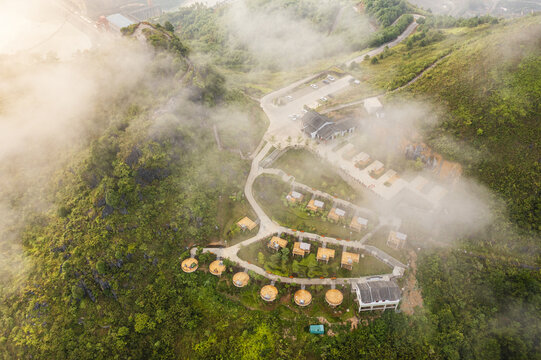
xmin=253 ymin=174 xmax=375 ymax=239
xmin=272 ymin=149 xmax=362 ymax=203
xmin=238 ymin=234 xmax=392 ymax=278
xmin=365 ymin=226 xmax=409 ymax=264
xmin=216 ymin=196 xmax=259 ymax=245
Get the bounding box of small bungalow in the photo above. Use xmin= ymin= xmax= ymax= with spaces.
xmin=316 ymin=247 xmax=335 ymax=263
xmin=350 ymin=216 xmax=368 ymax=232
xmin=352 ymin=152 xmax=371 ymax=168
xmin=294 ymin=289 xmax=312 ymax=307
xmin=209 ymin=260 xmax=226 ymax=276
xmin=286 ymin=190 xmax=304 ymax=204
xmin=268 ymin=236 xmax=288 ymax=251
xmin=341 ymin=251 xmax=360 ymax=270
xmin=237 ymin=217 xmax=257 ymax=231
xmin=307 ymin=199 xmax=325 ymax=212
xmin=232 ymin=272 xmax=250 ymax=288
xmin=181 ymin=258 xmax=199 ymax=273
xmin=325 ymin=289 xmax=344 ymax=307
xmin=369 ymin=162 xmax=385 ymax=178
xmin=260 ymin=285 xmax=278 ymax=302
xmin=387 ymin=231 xmax=407 ymax=249
xmin=293 ymin=242 xmax=311 ymax=257
xmin=328 ymin=207 xmax=346 ymax=222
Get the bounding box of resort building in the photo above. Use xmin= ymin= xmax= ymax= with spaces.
xmin=301 ymin=110 xmax=359 ymax=141
xmin=237 ymin=217 xmax=257 ymax=231
xmin=181 ymin=258 xmax=198 ymax=273
xmin=268 ymin=236 xmax=288 ymax=251
xmin=364 ymin=97 xmax=384 ymax=118
xmin=350 ymin=216 xmax=368 ymax=232
xmin=286 ymin=191 xmax=304 ymax=203
xmin=209 ymin=260 xmax=226 ymax=276
xmin=341 ymin=252 xmax=360 ymax=270
xmin=352 ymin=280 xmax=401 ymax=312
xmin=232 ymin=272 xmax=250 ymax=288
xmin=316 ymin=247 xmax=335 ymax=263
xmin=260 ymin=285 xmax=278 ymax=302
xmin=307 ymin=199 xmax=325 ymax=212
xmin=293 ymin=242 xmax=311 ymax=257
xmin=328 ymin=207 xmax=346 ymax=222
xmin=325 ymin=289 xmax=344 ymax=307
xmin=294 ymin=289 xmax=312 ymax=306
xmin=387 ymin=231 xmax=407 ymax=249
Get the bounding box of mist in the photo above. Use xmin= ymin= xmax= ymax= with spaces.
xmin=0 ymin=1 xmax=159 ymax=289
xmin=222 ymin=0 xmax=372 ymax=69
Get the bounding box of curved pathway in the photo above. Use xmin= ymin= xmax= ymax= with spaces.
xmin=193 ymin=16 xmax=425 ymax=286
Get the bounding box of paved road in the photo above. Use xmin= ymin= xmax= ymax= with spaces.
xmin=346 ymin=15 xmax=423 ymax=66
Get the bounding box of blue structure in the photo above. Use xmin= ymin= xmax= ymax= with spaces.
xmin=309 ymin=325 xmax=324 ymax=335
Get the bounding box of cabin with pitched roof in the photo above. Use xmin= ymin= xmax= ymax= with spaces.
xmin=237 ymin=217 xmax=257 ymax=231
xmin=307 ymin=199 xmax=325 ymax=212
xmin=341 ymin=251 xmax=360 ymax=270
xmin=387 ymin=231 xmax=407 ymax=249
xmin=286 ymin=190 xmax=304 ymax=204
xmin=293 ymin=242 xmax=311 ymax=257
xmin=350 ymin=216 xmax=368 ymax=232
xmin=316 ymin=247 xmax=335 ymax=263
xmin=328 ymin=207 xmax=346 ymax=222
xmin=268 ymin=236 xmax=288 ymax=251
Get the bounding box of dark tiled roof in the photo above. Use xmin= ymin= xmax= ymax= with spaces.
xmin=302 ymin=110 xmax=359 ymax=140
xmin=357 ymin=280 xmax=401 ymax=303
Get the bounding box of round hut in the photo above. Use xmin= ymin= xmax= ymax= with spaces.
xmin=209 ymin=260 xmax=226 ymax=276
xmin=325 ymin=289 xmax=344 ymax=307
xmin=232 ymin=272 xmax=250 ymax=288
xmin=181 ymin=258 xmax=198 ymax=273
xmin=260 ymin=285 xmax=278 ymax=302
xmin=294 ymin=289 xmax=312 ymax=307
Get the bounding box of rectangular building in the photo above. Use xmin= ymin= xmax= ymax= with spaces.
xmin=352 ymin=280 xmax=401 ymax=312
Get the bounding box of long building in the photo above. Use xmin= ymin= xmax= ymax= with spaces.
xmin=301 ymin=110 xmax=359 ymax=141
xmin=352 ymin=280 xmax=401 ymax=312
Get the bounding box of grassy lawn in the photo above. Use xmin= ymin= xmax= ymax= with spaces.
xmin=215 ymin=98 xmax=268 ymax=155
xmin=272 ymin=149 xmax=361 ymax=203
xmin=216 ymin=196 xmax=259 ymax=245
xmin=253 ymin=175 xmax=376 ymax=240
xmin=238 ymin=234 xmax=391 ymax=279
xmin=365 ymin=226 xmax=409 ymax=264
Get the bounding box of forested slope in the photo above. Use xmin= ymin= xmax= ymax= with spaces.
xmin=0 ymin=8 xmax=539 ymax=360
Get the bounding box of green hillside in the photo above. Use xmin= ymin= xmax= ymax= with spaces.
xmin=0 ymin=8 xmax=539 ymax=360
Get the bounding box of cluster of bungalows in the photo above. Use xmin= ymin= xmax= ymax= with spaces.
xmin=352 ymin=279 xmax=401 ymax=312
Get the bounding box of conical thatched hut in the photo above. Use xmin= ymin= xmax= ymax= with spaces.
xmin=233 ymin=272 xmax=250 ymax=288
xmin=209 ymin=260 xmax=226 ymax=276
xmin=325 ymin=289 xmax=344 ymax=307
xmin=260 ymin=285 xmax=278 ymax=302
xmin=181 ymin=258 xmax=199 ymax=273
xmin=294 ymin=289 xmax=312 ymax=307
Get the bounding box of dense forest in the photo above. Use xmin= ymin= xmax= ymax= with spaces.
xmin=0 ymin=3 xmax=539 ymax=360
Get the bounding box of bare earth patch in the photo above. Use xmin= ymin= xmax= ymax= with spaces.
xmin=400 ymin=250 xmax=424 ymax=315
